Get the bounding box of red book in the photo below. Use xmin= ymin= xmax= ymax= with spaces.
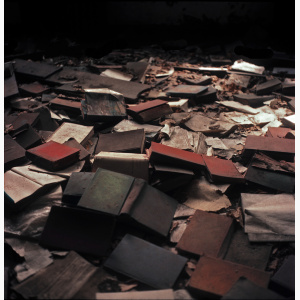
xmin=26 ymin=141 xmax=80 ymax=171
xmin=127 ymin=100 xmax=172 ymax=123
xmin=202 ymin=155 xmax=245 ymax=183
xmin=147 ymin=142 xmax=205 ymax=172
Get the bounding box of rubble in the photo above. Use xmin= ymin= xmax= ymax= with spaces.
xmin=4 ymin=40 xmax=295 ymax=300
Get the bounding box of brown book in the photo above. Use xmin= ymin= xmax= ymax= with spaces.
xmin=176 ymin=210 xmax=234 ymax=258
xmin=188 ymin=256 xmax=271 ymax=298
xmin=127 ymin=100 xmax=173 ymax=123
xmin=202 ymin=155 xmax=245 ymax=183
xmin=95 ymin=129 xmax=145 ymax=154
xmin=241 ymin=135 xmax=295 ymax=163
xmin=147 ymin=142 xmax=205 ymax=172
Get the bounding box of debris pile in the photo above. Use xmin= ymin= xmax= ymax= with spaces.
xmin=4 ymin=44 xmax=295 ymax=299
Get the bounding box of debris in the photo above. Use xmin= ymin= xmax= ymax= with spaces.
xmin=281 ymin=114 xmax=295 ymax=129
xmin=217 ymin=100 xmax=259 ymax=114
xmin=182 ymin=177 xmax=231 ymax=212
xmin=100 ymin=69 xmax=133 ymax=81
xmin=5 ymin=238 xmax=53 ymax=282
xmin=12 ymin=251 xmax=98 ymax=299
xmin=231 ymin=60 xmax=265 ymax=75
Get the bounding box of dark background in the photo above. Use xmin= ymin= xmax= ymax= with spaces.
xmin=4 ymin=0 xmax=295 ymax=58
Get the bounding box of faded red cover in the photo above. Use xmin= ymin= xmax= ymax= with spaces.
xmin=26 ymin=141 xmax=80 ymax=171
xmin=148 ymin=142 xmax=205 ymax=171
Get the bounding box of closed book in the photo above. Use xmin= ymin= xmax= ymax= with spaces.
xmin=188 ymin=256 xmax=271 ymax=298
xmin=26 ymin=141 xmax=80 ymax=171
xmin=104 ymin=234 xmax=187 ymax=289
xmin=62 ymin=172 xmax=95 ymax=205
xmin=176 ymin=210 xmax=234 ymax=258
xmin=148 ymin=142 xmax=205 ymax=172
xmin=92 ymin=152 xmax=149 ymax=181
xmin=39 ymin=206 xmax=116 ymax=256
xmin=78 ymin=168 xmax=135 ymax=215
xmin=4 ymin=135 xmax=28 ymax=171
xmin=202 ymin=155 xmax=245 ymax=183
xmin=127 ymin=100 xmax=172 ymax=123
xmin=95 ymin=129 xmax=145 ymax=154
xmin=120 ymin=178 xmax=178 ymax=236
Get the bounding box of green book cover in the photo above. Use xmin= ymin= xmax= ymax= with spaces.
xmin=78 ymin=168 xmax=134 ymax=215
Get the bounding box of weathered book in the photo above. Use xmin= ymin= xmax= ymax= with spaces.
xmin=92 ymin=152 xmax=149 ymax=181
xmin=119 ymin=178 xmax=178 ymax=236
xmin=46 ymin=122 xmax=94 ymax=146
xmin=245 ymin=152 xmax=295 ymax=193
xmin=265 ymin=127 xmax=293 ymax=138
xmin=241 ymin=135 xmax=295 ymax=163
xmin=224 ymin=226 xmax=272 ymax=270
xmin=221 ymin=277 xmax=284 ymax=299
xmin=233 ymin=93 xmax=274 ymax=107
xmin=39 ymin=206 xmax=116 ymax=256
xmin=4 ymin=166 xmax=65 ymax=210
xmin=255 ymin=78 xmax=282 ymax=95
xmin=147 ymin=142 xmax=205 ymax=172
xmin=126 ymin=100 xmax=173 ymax=123
xmin=202 ymin=155 xmax=245 ymax=183
xmin=13 ymin=58 xmax=62 ymax=80
xmin=241 ymin=193 xmax=295 ymax=242
xmin=82 ymin=88 xmax=127 ymax=122
xmin=95 ymin=129 xmax=145 ymax=154
xmin=18 ymin=82 xmax=50 ymax=96
xmin=26 ymin=141 xmax=80 ymax=171
xmin=14 ymin=125 xmax=42 ymax=149
xmin=188 ymin=256 xmax=271 ymax=298
xmin=49 ymin=97 xmax=82 ymax=113
xmin=176 ymin=210 xmax=234 ymax=258
xmin=4 ymin=62 xmax=19 ymax=99
xmin=63 ymin=138 xmax=90 ymax=162
xmin=78 ymin=168 xmax=177 ymax=237
xmin=269 ymin=255 xmax=295 ymax=297
xmin=62 ymin=172 xmax=95 ymax=205
xmin=104 ymin=234 xmax=187 ymax=289
xmin=96 ymin=290 xmax=174 ymax=300
xmin=12 ymin=251 xmax=98 ymax=299
xmin=4 ymin=134 xmax=28 ymax=171
xmin=166 ymin=85 xmax=208 ymax=97
xmin=150 ymin=164 xmax=194 ymax=193
xmin=78 ymin=168 xmax=135 ymax=215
